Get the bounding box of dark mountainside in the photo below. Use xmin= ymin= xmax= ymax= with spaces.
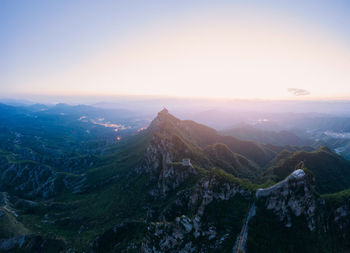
xmin=221 ymin=124 xmax=313 ymax=147
xmin=0 ymin=107 xmax=350 ymax=252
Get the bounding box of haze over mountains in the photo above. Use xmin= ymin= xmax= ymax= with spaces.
xmin=3 ymin=0 xmax=350 ymax=251
xmin=0 ymin=101 xmax=350 ymax=252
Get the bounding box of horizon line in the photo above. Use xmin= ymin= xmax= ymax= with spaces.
xmin=2 ymin=92 xmax=350 ymax=103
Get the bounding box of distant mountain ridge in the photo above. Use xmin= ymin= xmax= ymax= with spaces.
xmin=221 ymin=123 xmax=313 ymax=147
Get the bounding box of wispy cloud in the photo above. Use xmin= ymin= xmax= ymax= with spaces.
xmin=288 ymin=88 xmax=310 ymax=96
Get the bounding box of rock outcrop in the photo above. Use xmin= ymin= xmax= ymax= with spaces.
xmin=142 ymin=173 xmax=251 ymax=252
xmin=333 ymin=197 xmax=350 ymax=240
xmin=256 ymin=169 xmax=321 ymax=231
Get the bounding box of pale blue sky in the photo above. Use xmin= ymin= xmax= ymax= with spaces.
xmin=1 ymin=0 xmax=350 ymax=99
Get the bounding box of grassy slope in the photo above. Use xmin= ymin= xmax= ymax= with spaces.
xmin=262 ymin=147 xmax=350 ymax=194
xmin=0 ymin=210 xmax=29 ymax=238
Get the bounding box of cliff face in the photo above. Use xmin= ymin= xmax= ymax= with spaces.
xmin=247 ymin=169 xmax=350 ymax=252
xmin=332 ymin=198 xmax=350 ymax=243
xmin=141 ymin=131 xmax=196 ymax=198
xmin=92 ymin=150 xmax=252 ymax=253
xmin=140 ymin=109 xmax=201 ymax=198
xmin=256 ymin=169 xmax=321 ymax=231
xmin=141 ymin=174 xmax=251 ymax=253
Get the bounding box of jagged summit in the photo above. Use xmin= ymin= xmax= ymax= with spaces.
xmin=154 ymin=108 xmax=174 ymax=121
xmin=148 ymin=108 xmax=181 ymax=132
xmin=159 ymin=107 xmax=169 ymax=115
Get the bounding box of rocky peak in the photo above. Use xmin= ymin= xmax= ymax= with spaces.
xmin=148 ymin=108 xmax=180 ymax=133
xmin=159 ymin=108 xmax=169 ymax=115
xmin=256 ymin=169 xmax=320 ymax=230
xmin=154 ymin=108 xmax=171 ymax=123
xmin=256 ymin=169 xmax=310 ymax=198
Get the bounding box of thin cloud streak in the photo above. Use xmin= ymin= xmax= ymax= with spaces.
xmin=288 ymin=88 xmax=311 ymax=96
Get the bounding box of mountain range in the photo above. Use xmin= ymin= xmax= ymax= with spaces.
xmin=0 ymin=107 xmax=350 ymax=252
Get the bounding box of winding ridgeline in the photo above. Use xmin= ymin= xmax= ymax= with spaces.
xmin=1 ymin=108 xmax=350 ymax=252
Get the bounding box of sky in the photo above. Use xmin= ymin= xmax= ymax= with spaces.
xmin=1 ymin=0 xmax=350 ymax=100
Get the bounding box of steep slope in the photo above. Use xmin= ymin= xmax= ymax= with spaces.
xmin=144 ymin=109 xmax=281 ymax=176
xmin=248 ymin=168 xmax=350 ymax=253
xmin=263 ymin=146 xmax=350 ymax=194
xmin=203 ymin=143 xmax=258 ymax=179
xmin=256 ymin=169 xmax=319 ymax=230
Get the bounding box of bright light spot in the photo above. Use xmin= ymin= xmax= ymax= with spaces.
xmin=137 ymin=127 xmax=147 ymax=132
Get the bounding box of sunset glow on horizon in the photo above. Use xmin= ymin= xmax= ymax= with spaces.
xmin=2 ymin=1 xmax=350 ymax=100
